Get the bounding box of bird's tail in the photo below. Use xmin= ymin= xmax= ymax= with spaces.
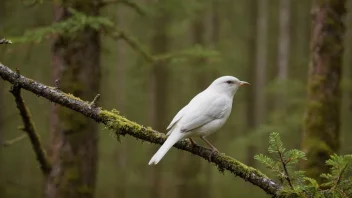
xmin=148 ymin=131 xmax=184 ymax=165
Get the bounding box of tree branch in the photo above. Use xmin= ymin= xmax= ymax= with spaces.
xmin=8 ymin=76 xmax=51 ymax=175
xmin=109 ymin=29 xmax=155 ymax=63
xmin=98 ymin=0 xmax=146 ymax=16
xmin=108 ymin=29 xmax=220 ymax=64
xmin=2 ymin=134 xmax=27 ymax=147
xmin=278 ymin=151 xmax=294 ymax=190
xmin=0 ymin=63 xmax=282 ymax=196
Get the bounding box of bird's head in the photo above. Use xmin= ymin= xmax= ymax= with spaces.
xmin=208 ymin=76 xmax=250 ymax=96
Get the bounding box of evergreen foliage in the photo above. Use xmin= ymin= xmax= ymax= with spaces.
xmin=12 ymin=8 xmax=114 ymax=43
xmin=255 ymin=132 xmax=352 ymax=197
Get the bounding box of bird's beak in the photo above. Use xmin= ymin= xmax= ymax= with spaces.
xmin=240 ymin=81 xmax=250 ymax=86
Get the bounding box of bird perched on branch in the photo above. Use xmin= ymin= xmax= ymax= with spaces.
xmin=148 ymin=76 xmax=250 ymax=165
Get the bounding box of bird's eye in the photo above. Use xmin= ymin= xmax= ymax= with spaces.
xmin=226 ymin=80 xmax=232 ymax=84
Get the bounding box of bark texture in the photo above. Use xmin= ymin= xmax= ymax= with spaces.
xmin=46 ymin=0 xmax=101 ymax=197
xmin=302 ymin=0 xmax=345 ymax=182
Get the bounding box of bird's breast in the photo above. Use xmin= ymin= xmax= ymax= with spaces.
xmin=193 ymin=118 xmax=228 ymax=137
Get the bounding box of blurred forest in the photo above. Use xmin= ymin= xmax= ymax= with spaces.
xmin=0 ymin=0 xmax=352 ymax=198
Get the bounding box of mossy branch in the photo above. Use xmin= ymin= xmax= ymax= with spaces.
xmin=0 ymin=63 xmax=281 ymax=196
xmin=8 ymin=74 xmax=51 ymax=175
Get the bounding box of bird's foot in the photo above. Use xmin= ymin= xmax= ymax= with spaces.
xmin=189 ymin=138 xmax=199 ymax=147
xmin=208 ymin=148 xmax=219 ymax=161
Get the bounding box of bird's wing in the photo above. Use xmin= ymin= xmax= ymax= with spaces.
xmin=180 ymin=94 xmax=228 ymax=133
xmin=166 ymin=105 xmax=187 ymax=132
xmin=165 ymin=92 xmax=206 ymax=135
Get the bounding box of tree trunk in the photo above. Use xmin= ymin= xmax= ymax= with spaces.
xmin=245 ymin=0 xmax=268 ymax=166
xmin=202 ymin=2 xmax=221 ymax=197
xmin=245 ymin=0 xmax=259 ymax=166
xmin=0 ymin=1 xmax=5 ymax=194
xmin=275 ymin=0 xmax=291 ymax=111
xmin=115 ymin=4 xmax=128 ymax=198
xmin=302 ymin=0 xmax=345 ymax=182
xmin=347 ymin=1 xmax=352 ymax=115
xmin=0 ymin=0 xmax=3 ymax=144
xmin=277 ymin=0 xmax=291 ymax=80
xmin=148 ymin=9 xmax=170 ymax=198
xmin=0 ymin=77 xmax=3 ymax=197
xmin=176 ymin=10 xmax=207 ymax=198
xmin=46 ymin=1 xmax=101 ymax=197
xmin=254 ymin=0 xmax=268 ymax=126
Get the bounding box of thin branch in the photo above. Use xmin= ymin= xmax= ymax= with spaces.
xmin=0 ymin=38 xmax=12 ymax=44
xmin=330 ymin=160 xmax=351 ymax=193
xmin=108 ymin=29 xmax=220 ymax=64
xmin=278 ymin=151 xmax=294 ymax=190
xmin=0 ymin=63 xmax=282 ymax=196
xmin=109 ymin=29 xmax=155 ymax=63
xmin=9 ymin=77 xmax=51 ymax=175
xmin=98 ymin=0 xmax=146 ymax=16
xmin=2 ymin=134 xmax=28 ymax=147
xmin=54 ymin=78 xmax=60 ymax=90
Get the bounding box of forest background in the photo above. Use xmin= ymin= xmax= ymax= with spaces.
xmin=1 ymin=0 xmax=352 ymax=198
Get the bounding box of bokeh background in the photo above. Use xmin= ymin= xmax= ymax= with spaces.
xmin=0 ymin=0 xmax=352 ymax=198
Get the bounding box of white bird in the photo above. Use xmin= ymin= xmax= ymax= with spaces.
xmin=148 ymin=76 xmax=250 ymax=165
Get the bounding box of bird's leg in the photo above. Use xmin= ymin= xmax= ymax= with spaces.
xmin=189 ymin=138 xmax=199 ymax=147
xmin=200 ymin=136 xmax=219 ymax=161
xmin=200 ymin=136 xmax=218 ymax=152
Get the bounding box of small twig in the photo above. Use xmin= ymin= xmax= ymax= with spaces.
xmin=54 ymin=78 xmax=60 ymax=90
xmin=9 ymin=77 xmax=51 ymax=175
xmin=2 ymin=134 xmax=28 ymax=147
xmin=0 ymin=38 xmax=12 ymax=44
xmin=90 ymin=94 xmax=100 ymax=108
xmin=98 ymin=0 xmax=146 ymax=16
xmin=278 ymin=151 xmax=294 ymax=190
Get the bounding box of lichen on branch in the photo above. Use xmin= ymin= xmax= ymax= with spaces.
xmin=0 ymin=38 xmax=12 ymax=44
xmin=0 ymin=63 xmax=281 ymax=196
